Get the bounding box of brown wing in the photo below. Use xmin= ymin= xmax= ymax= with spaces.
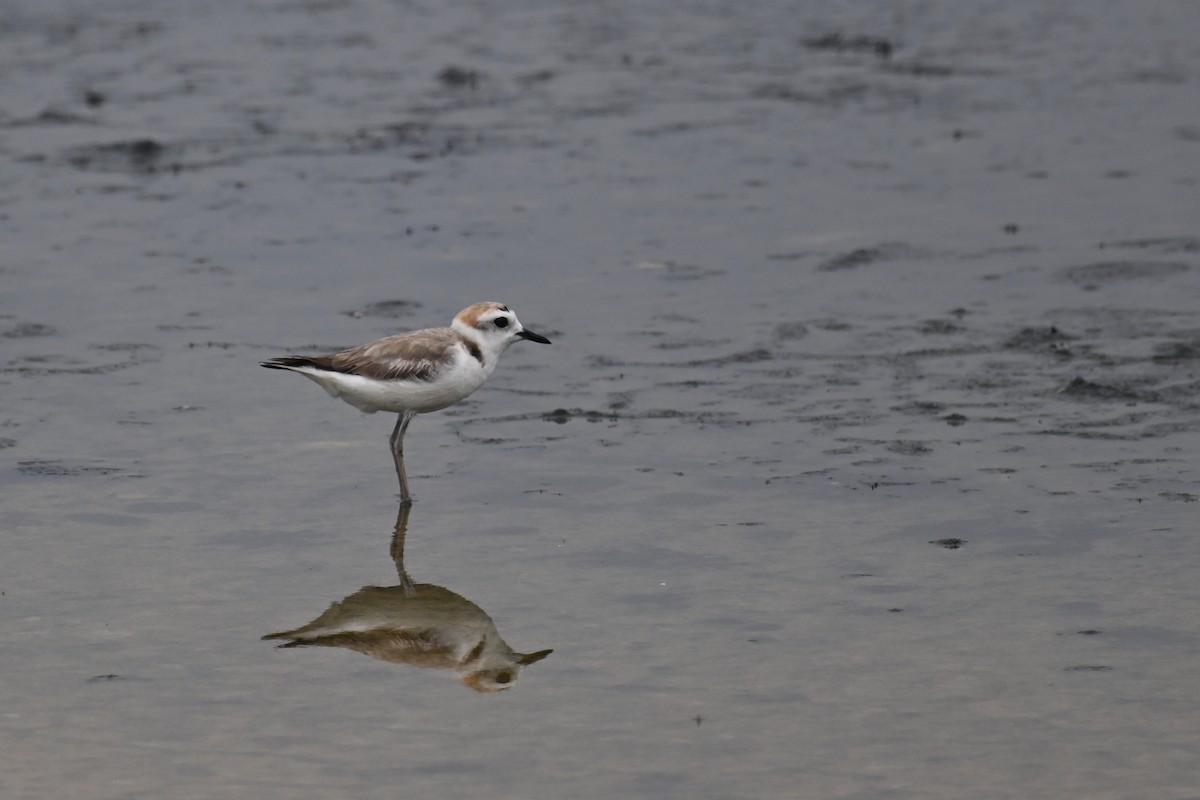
xmin=314 ymin=329 xmax=459 ymax=382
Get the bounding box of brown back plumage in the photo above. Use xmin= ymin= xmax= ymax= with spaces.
xmin=261 ymin=329 xmax=470 ymax=382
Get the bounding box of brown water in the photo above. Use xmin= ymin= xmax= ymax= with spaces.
xmin=2 ymin=1 xmax=1199 ymax=798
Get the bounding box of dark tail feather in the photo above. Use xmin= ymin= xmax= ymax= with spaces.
xmin=261 ymin=356 xmax=321 ymax=370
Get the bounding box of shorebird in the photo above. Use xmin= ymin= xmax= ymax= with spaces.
xmin=261 ymin=302 xmax=551 ymax=502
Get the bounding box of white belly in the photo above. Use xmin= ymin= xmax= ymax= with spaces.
xmin=294 ymin=358 xmax=491 ymax=414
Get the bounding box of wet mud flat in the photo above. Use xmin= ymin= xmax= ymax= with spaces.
xmin=2 ymin=1 xmax=1199 ymax=799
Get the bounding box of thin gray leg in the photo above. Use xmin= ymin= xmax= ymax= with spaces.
xmin=389 ymin=410 xmax=416 ymax=504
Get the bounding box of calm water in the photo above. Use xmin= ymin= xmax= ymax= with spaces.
xmin=2 ymin=1 xmax=1198 ymax=797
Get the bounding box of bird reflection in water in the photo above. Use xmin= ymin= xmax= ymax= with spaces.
xmin=263 ymin=503 xmax=552 ymax=692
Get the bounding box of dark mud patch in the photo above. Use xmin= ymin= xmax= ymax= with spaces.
xmin=750 ymin=80 xmax=916 ymax=110
xmin=54 ymin=122 xmax=482 ymax=179
xmin=637 ymin=260 xmax=725 ymax=281
xmin=916 ymin=319 xmax=962 ymax=335
xmin=585 ymin=348 xmax=772 ymax=370
xmin=342 ymin=299 xmax=424 ymax=319
xmin=2 ymin=322 xmax=57 ymax=338
xmin=1004 ymin=326 xmax=1076 ymax=352
xmin=682 ymin=348 xmax=776 ymax=368
xmin=1099 ymin=236 xmax=1200 ymax=254
xmin=802 ymin=32 xmax=895 ymax=60
xmin=437 ymin=64 xmax=484 ymax=89
xmin=85 ymin=673 xmax=145 ymax=684
xmin=1151 ymin=339 xmax=1200 ymax=363
xmin=3 ymin=344 xmax=161 ymax=376
xmin=541 ymin=408 xmax=618 ymax=424
xmin=773 ymin=321 xmax=809 ymax=342
xmin=91 ymin=342 xmax=161 ymax=353
xmin=6 ymin=107 xmax=99 ymax=127
xmin=1058 ymin=377 xmax=1160 ymax=403
xmin=63 ymin=138 xmax=178 ymax=174
xmin=17 ymin=460 xmax=128 ymax=477
xmin=1063 ymin=261 xmax=1190 ymax=288
xmin=455 ymin=403 xmax=748 ymax=445
xmin=336 ymin=122 xmax=481 ymax=159
xmin=887 ymin=440 xmax=933 ymax=456
xmin=882 ymin=61 xmax=960 ymax=78
xmin=2 ymin=360 xmax=147 ymax=376
xmin=930 ymin=538 xmax=967 ymax=550
xmin=815 ymin=242 xmax=926 ymax=272
xmin=890 ymin=401 xmax=946 ymax=416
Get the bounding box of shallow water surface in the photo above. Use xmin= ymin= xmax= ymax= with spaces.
xmin=2 ymin=1 xmax=1199 ymax=798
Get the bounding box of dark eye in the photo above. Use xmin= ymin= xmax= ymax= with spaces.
xmin=494 ymin=317 xmax=509 ymax=328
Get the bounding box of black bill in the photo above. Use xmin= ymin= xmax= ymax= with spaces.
xmin=517 ymin=328 xmax=551 ymax=344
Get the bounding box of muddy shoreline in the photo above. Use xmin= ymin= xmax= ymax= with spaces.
xmin=2 ymin=1 xmax=1198 ymax=798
